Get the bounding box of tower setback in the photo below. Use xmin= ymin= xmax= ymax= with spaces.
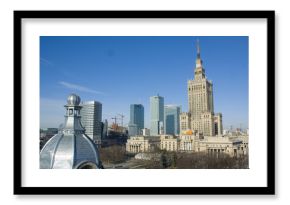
xmin=184 ymin=40 xmax=222 ymax=136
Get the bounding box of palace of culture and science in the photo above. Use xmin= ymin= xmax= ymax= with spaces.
xmin=180 ymin=40 xmax=222 ymax=136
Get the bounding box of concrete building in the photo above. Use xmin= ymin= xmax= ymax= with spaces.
xmin=160 ymin=135 xmax=180 ymax=152
xmin=80 ymin=101 xmax=102 ymax=144
xmin=128 ymin=104 xmax=144 ymax=136
xmin=180 ymin=112 xmax=191 ymax=133
xmin=196 ymin=136 xmax=246 ymax=157
xmin=200 ymin=112 xmax=215 ymax=136
xmin=126 ymin=136 xmax=160 ymax=153
xmin=159 ymin=121 xmax=164 ymax=135
xmin=142 ymin=128 xmax=150 ymax=136
xmin=214 ymin=113 xmax=223 ymax=135
xmin=125 ymin=132 xmax=247 ymax=158
xmin=150 ymin=95 xmax=164 ymax=135
xmin=164 ymin=105 xmax=181 ymax=135
xmin=229 ymin=135 xmax=249 ymax=156
xmin=184 ymin=40 xmax=223 ymax=136
xmin=179 ymin=132 xmax=247 ymax=157
xmin=179 ymin=132 xmax=196 ymax=152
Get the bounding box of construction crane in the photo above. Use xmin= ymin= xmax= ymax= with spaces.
xmin=111 ymin=116 xmax=118 ymax=125
xmin=110 ymin=116 xmax=118 ymax=131
xmin=118 ymin=114 xmax=125 ymax=128
xmin=117 ymin=114 xmax=125 ymax=133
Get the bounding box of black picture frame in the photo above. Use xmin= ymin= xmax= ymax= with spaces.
xmin=14 ymin=10 xmax=275 ymax=195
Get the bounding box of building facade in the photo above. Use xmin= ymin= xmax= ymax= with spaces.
xmin=160 ymin=135 xmax=180 ymax=151
xmin=180 ymin=112 xmax=191 ymax=133
xmin=150 ymin=95 xmax=164 ymax=135
xmin=142 ymin=128 xmax=150 ymax=136
xmin=214 ymin=113 xmax=223 ymax=136
xmin=179 ymin=134 xmax=196 ymax=152
xmin=80 ymin=101 xmax=102 ymax=144
xmin=128 ymin=124 xmax=138 ymax=136
xmin=196 ymin=136 xmax=246 ymax=157
xmin=126 ymin=136 xmax=160 ymax=153
xmin=128 ymin=104 xmax=144 ymax=136
xmin=164 ymin=105 xmax=181 ymax=135
xmin=183 ymin=40 xmax=222 ymax=136
xmin=126 ymin=133 xmax=247 ymax=158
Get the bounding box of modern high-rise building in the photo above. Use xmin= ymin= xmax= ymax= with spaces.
xmin=128 ymin=104 xmax=144 ymax=136
xmin=150 ymin=95 xmax=164 ymax=135
xmin=80 ymin=101 xmax=102 ymax=143
xmin=164 ymin=105 xmax=181 ymax=135
xmin=128 ymin=124 xmax=138 ymax=136
xmin=182 ymin=40 xmax=223 ymax=136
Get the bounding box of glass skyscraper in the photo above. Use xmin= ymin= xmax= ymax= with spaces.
xmin=80 ymin=101 xmax=102 ymax=144
xmin=164 ymin=105 xmax=181 ymax=135
xmin=128 ymin=104 xmax=144 ymax=136
xmin=150 ymin=95 xmax=164 ymax=135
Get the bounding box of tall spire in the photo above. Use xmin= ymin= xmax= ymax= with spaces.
xmin=197 ymin=39 xmax=201 ymax=59
xmin=194 ymin=39 xmax=205 ymax=80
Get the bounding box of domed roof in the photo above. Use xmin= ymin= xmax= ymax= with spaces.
xmin=40 ymin=93 xmax=102 ymax=169
xmin=67 ymin=93 xmax=81 ymax=106
xmin=40 ymin=133 xmax=101 ymax=169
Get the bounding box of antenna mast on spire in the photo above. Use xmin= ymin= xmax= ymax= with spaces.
xmin=196 ymin=39 xmax=200 ymax=59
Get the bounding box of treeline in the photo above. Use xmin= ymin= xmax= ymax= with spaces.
xmin=143 ymin=151 xmax=249 ymax=169
xmin=98 ymin=145 xmax=249 ymax=169
xmin=98 ymin=145 xmax=128 ymax=164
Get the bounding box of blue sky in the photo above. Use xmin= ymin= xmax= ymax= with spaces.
xmin=40 ymin=36 xmax=248 ymax=130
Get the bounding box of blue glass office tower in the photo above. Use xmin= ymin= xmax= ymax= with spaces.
xmin=164 ymin=105 xmax=181 ymax=135
xmin=150 ymin=95 xmax=164 ymax=135
xmin=128 ymin=104 xmax=144 ymax=136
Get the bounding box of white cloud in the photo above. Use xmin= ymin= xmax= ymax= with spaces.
xmin=59 ymin=81 xmax=105 ymax=95
xmin=40 ymin=57 xmax=53 ymax=66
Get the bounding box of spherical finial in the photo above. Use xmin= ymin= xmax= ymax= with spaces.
xmin=67 ymin=94 xmax=81 ymax=105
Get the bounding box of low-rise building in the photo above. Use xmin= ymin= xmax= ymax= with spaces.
xmin=179 ymin=134 xmax=196 ymax=152
xmin=126 ymin=136 xmax=160 ymax=153
xmin=196 ymin=136 xmax=245 ymax=157
xmin=230 ymin=135 xmax=249 ymax=155
xmin=160 ymin=135 xmax=180 ymax=152
xmin=125 ymin=132 xmax=248 ymax=158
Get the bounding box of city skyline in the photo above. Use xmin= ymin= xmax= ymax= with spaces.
xmin=40 ymin=36 xmax=248 ymax=130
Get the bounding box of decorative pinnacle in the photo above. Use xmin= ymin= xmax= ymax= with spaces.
xmin=196 ymin=39 xmax=200 ymax=59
